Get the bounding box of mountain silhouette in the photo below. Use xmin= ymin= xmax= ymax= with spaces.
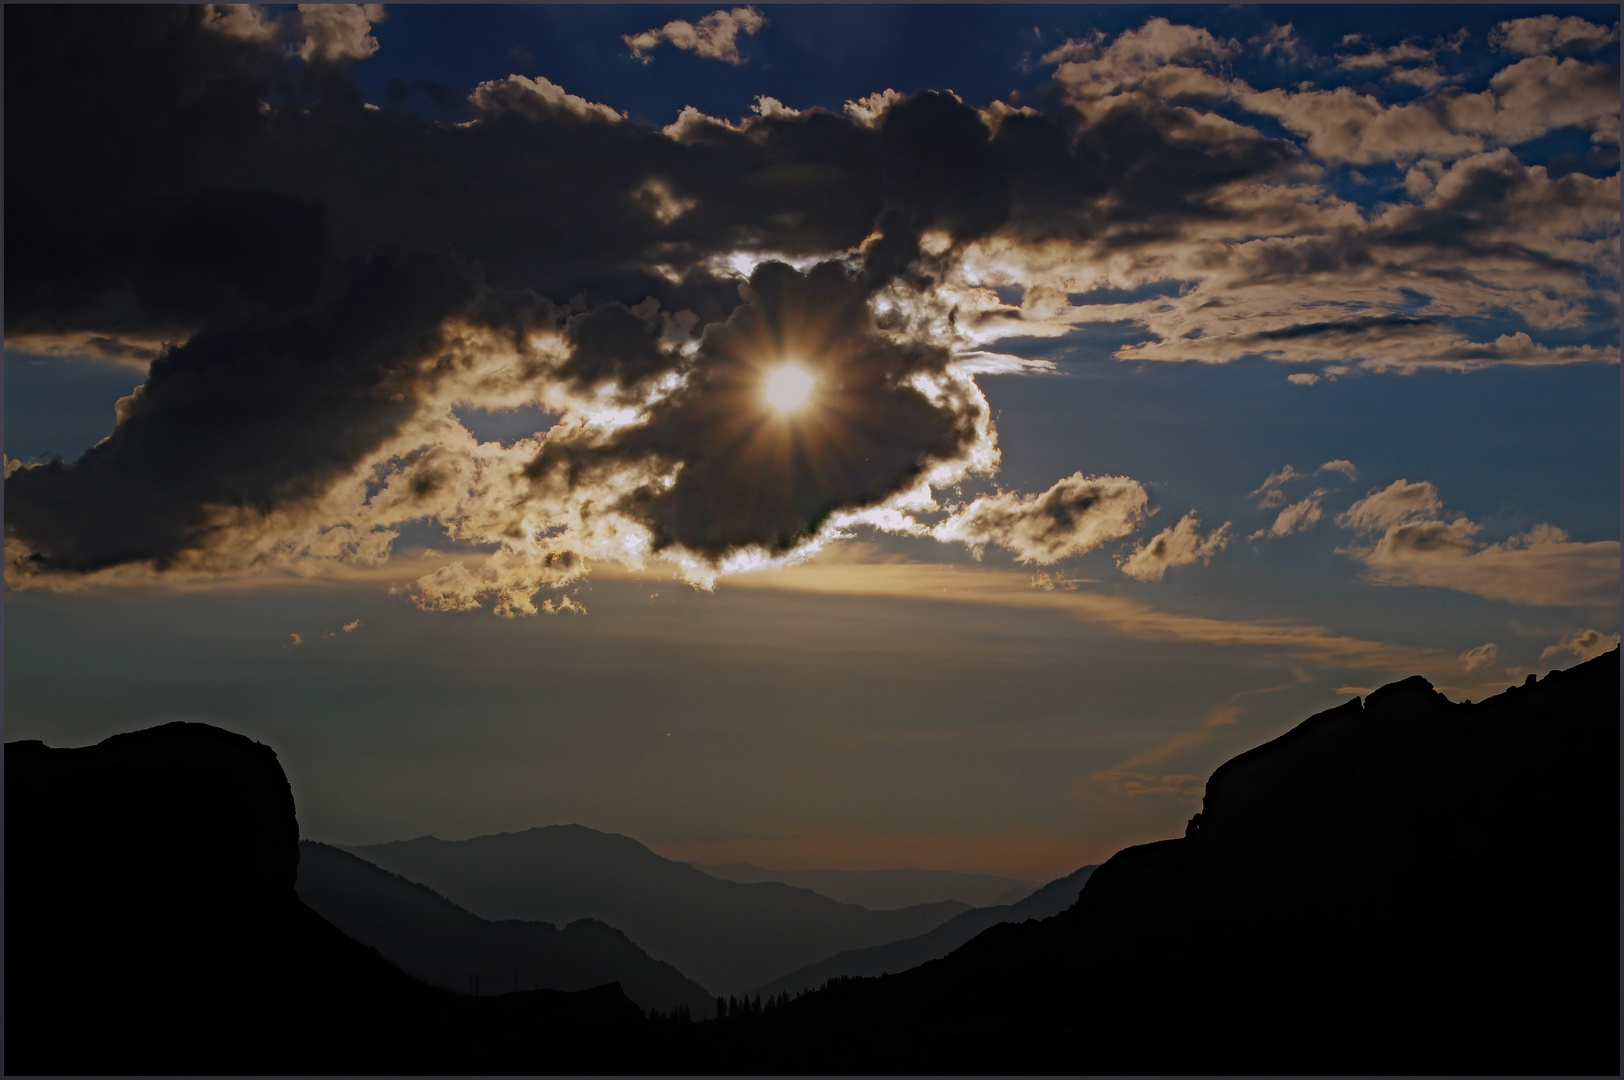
xmin=297 ymin=840 xmax=715 ymax=1015
xmin=348 ymin=825 xmax=969 ymax=995
xmin=751 ymin=863 xmax=1095 ymax=997
xmin=9 ymin=649 xmax=1615 ymax=1073
xmin=4 ymin=722 xmax=661 ymax=1074
xmin=693 ymin=863 xmax=1039 ymax=909
xmin=673 ymin=649 xmax=1621 ymax=1074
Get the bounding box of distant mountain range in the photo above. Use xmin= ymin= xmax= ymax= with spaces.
xmin=751 ymin=863 xmax=1094 ymax=997
xmin=296 ymin=840 xmax=715 ymax=1015
xmin=346 ymin=825 xmax=970 ymax=995
xmin=10 ymin=649 xmax=1616 ymax=1073
xmin=693 ymin=651 xmax=1621 ymax=1074
xmin=693 ymin=863 xmax=1038 ymax=909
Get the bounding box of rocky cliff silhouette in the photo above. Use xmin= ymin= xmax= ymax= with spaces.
xmin=8 ymin=649 xmax=1617 ymax=1074
xmin=678 ymin=649 xmax=1621 ymax=1074
xmin=4 ymin=722 xmax=660 ymax=1074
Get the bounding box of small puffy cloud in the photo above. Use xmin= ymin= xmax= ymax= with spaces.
xmin=468 ymin=74 xmax=623 ymax=124
xmin=1319 ymin=459 xmax=1358 ymax=481
xmin=1249 ymin=24 xmax=1307 ymax=64
xmin=201 ymin=4 xmax=279 ymax=45
xmin=625 ymin=7 xmax=766 ymax=66
xmin=297 ymin=4 xmax=384 ymax=64
xmin=1250 ymin=495 xmax=1324 ymax=541
xmin=1540 ymin=628 xmax=1621 ymax=662
xmin=1286 ymin=372 xmax=1320 ymax=386
xmin=1342 ymin=490 xmax=1620 ymax=607
xmin=844 ymin=89 xmax=906 ymax=128
xmin=287 ymin=632 xmax=303 ymax=647
xmin=1118 ymin=512 xmax=1232 ymax=582
xmin=1459 ymin=642 xmax=1499 ymax=672
xmin=1337 ymin=479 xmax=1443 ymax=533
xmin=342 ymin=618 xmax=362 ymax=633
xmin=1491 ymin=16 xmax=1619 ymax=56
xmin=934 ymin=473 xmax=1149 ymax=564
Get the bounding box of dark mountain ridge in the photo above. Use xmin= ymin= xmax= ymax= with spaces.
xmin=752 ymin=863 xmax=1095 ymax=997
xmin=9 ymin=650 xmax=1616 ymax=1074
xmin=693 ymin=862 xmax=1039 ymax=909
xmin=296 ymin=840 xmax=715 ymax=1015
xmin=4 ymin=722 xmax=662 ymax=1074
xmin=348 ymin=824 xmax=969 ymax=995
xmin=677 ymin=650 xmax=1621 ymax=1074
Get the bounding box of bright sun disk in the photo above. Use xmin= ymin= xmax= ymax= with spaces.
xmin=763 ymin=364 xmax=816 ymax=413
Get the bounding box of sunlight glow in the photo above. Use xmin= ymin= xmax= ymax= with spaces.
xmin=762 ymin=364 xmax=816 ymax=413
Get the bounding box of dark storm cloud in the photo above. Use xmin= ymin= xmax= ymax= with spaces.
xmin=530 ymin=259 xmax=978 ymax=558
xmin=3 ymin=5 xmax=1309 ymax=583
xmin=6 ymin=251 xmax=478 ymax=572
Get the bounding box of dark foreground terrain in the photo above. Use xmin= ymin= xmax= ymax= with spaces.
xmin=8 ymin=650 xmax=1618 ymax=1074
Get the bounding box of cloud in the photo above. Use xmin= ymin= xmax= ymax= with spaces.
xmin=297 ymin=3 xmax=384 ymax=64
xmin=1235 ymin=53 xmax=1620 ymax=164
xmin=1491 ymin=16 xmax=1619 ymax=57
xmin=1540 ymin=628 xmax=1621 ymax=662
xmin=625 ymin=7 xmax=766 ymax=65
xmin=1338 ymin=479 xmax=1443 ymax=533
xmin=1248 ymin=24 xmax=1307 ymax=65
xmin=468 ymin=73 xmax=625 ymax=124
xmin=1250 ymin=495 xmax=1324 ymax=541
xmin=1118 ymin=512 xmax=1231 ymax=581
xmin=1338 ymin=486 xmax=1619 ymax=607
xmin=201 ymin=4 xmax=280 ymax=45
xmin=1319 ymin=459 xmax=1357 ymax=481
xmin=1286 ymin=372 xmax=1319 ymax=386
xmin=1458 ymin=642 xmax=1499 ymax=671
xmin=719 ymin=550 xmax=1445 ymax=675
xmin=1251 ymin=460 xmax=1354 ymax=511
xmin=2 ymin=9 xmax=1615 ymax=611
xmin=932 ymin=473 xmax=1149 ymax=564
xmin=1093 ymin=770 xmax=1204 ymax=801
xmin=343 ymin=618 xmax=362 ymax=632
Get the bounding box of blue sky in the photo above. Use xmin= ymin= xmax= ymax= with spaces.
xmin=5 ymin=4 xmax=1618 ymax=877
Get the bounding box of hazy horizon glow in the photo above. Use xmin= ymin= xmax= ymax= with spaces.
xmin=3 ymin=3 xmax=1617 ymax=881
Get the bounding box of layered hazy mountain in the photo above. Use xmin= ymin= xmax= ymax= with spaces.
xmin=698 ymin=650 xmax=1622 ymax=1075
xmin=346 ymin=825 xmax=969 ymax=995
xmin=5 ymin=723 xmax=661 ymax=1075
xmin=693 ymin=864 xmax=1038 ymax=910
xmin=752 ymin=863 xmax=1095 ymax=997
xmin=10 ymin=649 xmax=1616 ymax=1074
xmin=296 ymin=841 xmax=715 ymax=1015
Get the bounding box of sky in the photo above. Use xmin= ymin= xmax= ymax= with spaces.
xmin=4 ymin=4 xmax=1619 ymax=880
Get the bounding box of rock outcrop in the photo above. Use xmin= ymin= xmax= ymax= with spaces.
xmin=5 ymin=722 xmax=655 ymax=1074
xmin=689 ymin=649 xmax=1620 ymax=1074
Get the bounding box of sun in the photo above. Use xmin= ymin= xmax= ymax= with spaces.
xmin=762 ymin=364 xmax=816 ymax=413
